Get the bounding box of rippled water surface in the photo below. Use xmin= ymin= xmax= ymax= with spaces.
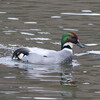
xmin=0 ymin=0 xmax=100 ymax=100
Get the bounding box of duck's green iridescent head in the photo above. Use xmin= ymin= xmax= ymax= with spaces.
xmin=61 ymin=31 xmax=84 ymax=49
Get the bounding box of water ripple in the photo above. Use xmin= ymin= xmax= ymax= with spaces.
xmin=82 ymin=82 xmax=90 ymax=85
xmin=0 ymin=91 xmax=19 ymax=94
xmin=16 ymin=29 xmax=41 ymax=31
xmin=38 ymin=32 xmax=50 ymax=34
xmin=24 ymin=22 xmax=37 ymax=24
xmin=8 ymin=17 xmax=19 ymax=20
xmin=61 ymin=12 xmax=100 ymax=16
xmin=34 ymin=97 xmax=61 ymax=100
xmin=63 ymin=28 xmax=78 ymax=31
xmin=87 ymin=50 xmax=100 ymax=54
xmin=51 ymin=16 xmax=61 ymax=18
xmin=93 ymin=65 xmax=100 ymax=68
xmin=26 ymin=38 xmax=51 ymax=41
xmin=4 ymin=76 xmax=16 ymax=79
xmin=17 ymin=96 xmax=32 ymax=99
xmin=95 ymin=91 xmax=100 ymax=94
xmin=0 ymin=12 xmax=7 ymax=14
xmin=81 ymin=10 xmax=92 ymax=12
xmin=75 ymin=53 xmax=89 ymax=56
xmin=36 ymin=41 xmax=44 ymax=44
xmin=20 ymin=32 xmax=35 ymax=36
xmin=3 ymin=30 xmax=17 ymax=33
xmin=85 ymin=43 xmax=98 ymax=46
xmin=51 ymin=42 xmax=61 ymax=45
xmin=88 ymin=23 xmax=94 ymax=26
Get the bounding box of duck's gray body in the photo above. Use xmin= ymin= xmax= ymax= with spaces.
xmin=12 ymin=47 xmax=73 ymax=65
xmin=23 ymin=48 xmax=73 ymax=64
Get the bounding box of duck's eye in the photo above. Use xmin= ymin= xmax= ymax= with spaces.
xmin=72 ymin=36 xmax=76 ymax=39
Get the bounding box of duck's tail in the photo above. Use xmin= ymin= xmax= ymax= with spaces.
xmin=12 ymin=48 xmax=30 ymax=60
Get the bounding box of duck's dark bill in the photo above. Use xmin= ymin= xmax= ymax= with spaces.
xmin=76 ymin=41 xmax=84 ymax=48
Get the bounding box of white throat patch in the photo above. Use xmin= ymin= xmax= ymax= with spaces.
xmin=63 ymin=42 xmax=74 ymax=49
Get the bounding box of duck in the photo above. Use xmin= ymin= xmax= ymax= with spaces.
xmin=12 ymin=31 xmax=84 ymax=64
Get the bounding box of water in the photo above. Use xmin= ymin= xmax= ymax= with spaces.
xmin=0 ymin=0 xmax=100 ymax=100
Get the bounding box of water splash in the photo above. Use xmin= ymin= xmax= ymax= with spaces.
xmin=71 ymin=60 xmax=80 ymax=67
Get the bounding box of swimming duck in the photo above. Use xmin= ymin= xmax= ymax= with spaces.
xmin=12 ymin=31 xmax=84 ymax=64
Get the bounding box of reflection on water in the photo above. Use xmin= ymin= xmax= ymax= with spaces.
xmin=0 ymin=56 xmax=77 ymax=99
xmin=0 ymin=0 xmax=100 ymax=100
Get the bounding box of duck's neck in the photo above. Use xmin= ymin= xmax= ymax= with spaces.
xmin=62 ymin=42 xmax=73 ymax=50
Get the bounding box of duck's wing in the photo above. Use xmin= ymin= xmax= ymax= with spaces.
xmin=29 ymin=47 xmax=57 ymax=57
xmin=22 ymin=51 xmax=59 ymax=64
